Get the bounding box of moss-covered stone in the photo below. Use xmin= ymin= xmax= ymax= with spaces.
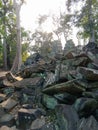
xmin=42 ymin=79 xmax=85 ymax=95
xmin=42 ymin=94 xmax=58 ymax=109
xmin=73 ymin=97 xmax=98 ymax=117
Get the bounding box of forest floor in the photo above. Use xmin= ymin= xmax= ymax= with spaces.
xmin=0 ymin=70 xmax=8 ymax=77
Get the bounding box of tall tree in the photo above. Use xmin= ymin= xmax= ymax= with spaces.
xmin=0 ymin=0 xmax=15 ymax=69
xmin=0 ymin=0 xmax=30 ymax=69
xmin=52 ymin=12 xmax=73 ymax=44
xmin=0 ymin=0 xmax=8 ymax=70
xmin=66 ymin=0 xmax=98 ymax=43
xmin=52 ymin=15 xmax=62 ymax=41
xmin=30 ymin=15 xmax=54 ymax=57
xmin=2 ymin=0 xmax=7 ymax=70
xmin=60 ymin=13 xmax=72 ymax=42
xmin=11 ymin=0 xmax=24 ymax=73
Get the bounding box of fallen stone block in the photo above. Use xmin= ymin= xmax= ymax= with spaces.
xmin=0 ymin=114 xmax=15 ymax=127
xmin=0 ymin=125 xmax=17 ymax=130
xmin=13 ymin=77 xmax=44 ymax=89
xmin=55 ymin=104 xmax=79 ymax=130
xmin=1 ymin=98 xmax=18 ymax=112
xmin=18 ymin=108 xmax=37 ymax=130
xmin=74 ymin=97 xmax=98 ymax=117
xmin=42 ymin=94 xmax=58 ymax=109
xmin=77 ymin=116 xmax=98 ymax=130
xmin=0 ymin=93 xmax=6 ymax=103
xmin=42 ymin=79 xmax=85 ymax=95
xmin=77 ymin=67 xmax=98 ymax=81
xmin=30 ymin=117 xmax=45 ymax=130
xmin=41 ymin=123 xmax=55 ymax=130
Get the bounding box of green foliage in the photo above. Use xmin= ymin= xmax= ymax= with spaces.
xmin=0 ymin=0 xmax=17 ymax=68
xmin=37 ymin=14 xmax=48 ymax=26
xmin=66 ymin=0 xmax=85 ymax=11
xmin=60 ymin=14 xmax=72 ymax=41
xmin=22 ymin=43 xmax=29 ymax=62
xmin=66 ymin=0 xmax=98 ymax=43
xmin=52 ymin=13 xmax=73 ymax=42
xmin=22 ymin=51 xmax=29 ymax=62
xmin=0 ymin=0 xmax=30 ymax=68
xmin=31 ymin=30 xmax=53 ymax=57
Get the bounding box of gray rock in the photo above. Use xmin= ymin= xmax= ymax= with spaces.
xmin=30 ymin=117 xmax=45 ymax=130
xmin=24 ymin=53 xmax=43 ymax=66
xmin=74 ymin=79 xmax=88 ymax=89
xmin=59 ymin=64 xmax=71 ymax=81
xmin=55 ymin=61 xmax=61 ymax=82
xmin=77 ymin=116 xmax=98 ymax=130
xmin=42 ymin=123 xmax=55 ymax=130
xmin=43 ymin=73 xmax=56 ymax=88
xmin=18 ymin=107 xmax=46 ymax=130
xmin=74 ymin=97 xmax=98 ymax=117
xmin=86 ymin=81 xmax=98 ymax=90
xmin=64 ymin=51 xmax=75 ymax=59
xmin=18 ymin=108 xmax=37 ymax=129
xmin=77 ymin=67 xmax=98 ymax=81
xmin=3 ymin=87 xmax=14 ymax=95
xmin=42 ymin=94 xmax=58 ymax=109
xmin=87 ymin=63 xmax=98 ymax=70
xmin=0 ymin=94 xmax=6 ymax=103
xmin=0 ymin=106 xmax=5 ymax=116
xmin=94 ymin=109 xmax=98 ymax=121
xmin=0 ymin=126 xmax=17 ymax=130
xmin=0 ymin=114 xmax=15 ymax=127
xmin=42 ymin=79 xmax=85 ymax=95
xmin=83 ymin=91 xmax=98 ymax=101
xmin=34 ymin=108 xmax=46 ymax=117
xmin=63 ymin=57 xmax=90 ymax=67
xmin=21 ymin=106 xmax=46 ymax=117
xmin=1 ymin=98 xmax=18 ymax=112
xmin=75 ymin=52 xmax=90 ymax=58
xmin=55 ymin=104 xmax=79 ymax=130
xmin=54 ymin=93 xmax=77 ymax=105
xmin=13 ymin=77 xmax=44 ymax=88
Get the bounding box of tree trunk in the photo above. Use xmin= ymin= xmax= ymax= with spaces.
xmin=7 ymin=42 xmax=11 ymax=68
xmin=3 ymin=37 xmax=7 ymax=70
xmin=3 ymin=4 xmax=8 ymax=70
xmin=11 ymin=0 xmax=22 ymax=73
xmin=88 ymin=0 xmax=95 ymax=43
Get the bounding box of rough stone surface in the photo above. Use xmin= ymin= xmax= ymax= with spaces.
xmin=30 ymin=117 xmax=45 ymax=130
xmin=77 ymin=116 xmax=98 ymax=130
xmin=0 ymin=94 xmax=6 ymax=103
xmin=0 ymin=126 xmax=17 ymax=130
xmin=43 ymin=79 xmax=85 ymax=95
xmin=1 ymin=98 xmax=18 ymax=112
xmin=55 ymin=104 xmax=79 ymax=130
xmin=77 ymin=67 xmax=98 ymax=81
xmin=42 ymin=94 xmax=58 ymax=109
xmin=74 ymin=97 xmax=98 ymax=117
xmin=18 ymin=108 xmax=45 ymax=130
xmin=13 ymin=77 xmax=44 ymax=88
xmin=41 ymin=123 xmax=55 ymax=130
xmin=0 ymin=114 xmax=15 ymax=127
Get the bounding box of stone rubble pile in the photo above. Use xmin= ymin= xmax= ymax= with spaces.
xmin=0 ymin=42 xmax=98 ymax=130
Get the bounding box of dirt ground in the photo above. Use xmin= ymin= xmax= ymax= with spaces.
xmin=0 ymin=70 xmax=8 ymax=77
